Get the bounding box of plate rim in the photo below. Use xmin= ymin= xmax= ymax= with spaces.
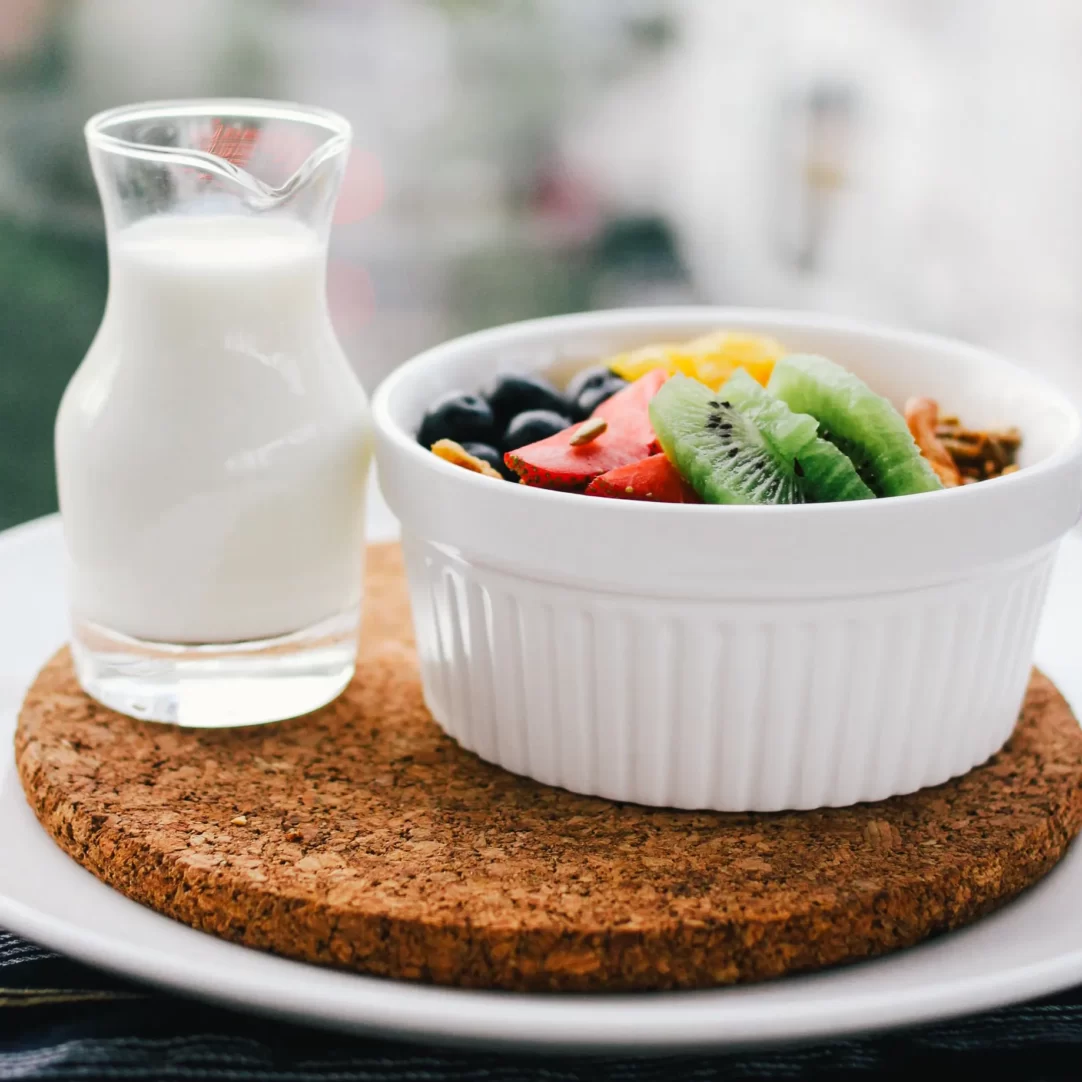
xmin=4 ymin=513 xmax=1082 ymax=1053
xmin=4 ymin=868 xmax=1082 ymax=1053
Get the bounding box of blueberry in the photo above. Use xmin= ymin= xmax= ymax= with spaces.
xmin=565 ymin=365 xmax=619 ymax=403
xmin=502 ymin=409 xmax=572 ymax=452
xmin=463 ymin=441 xmax=518 ymax=481
xmin=575 ymin=375 xmax=628 ymax=418
xmin=484 ymin=374 xmax=570 ymax=428
xmin=417 ymin=391 xmax=494 ymax=449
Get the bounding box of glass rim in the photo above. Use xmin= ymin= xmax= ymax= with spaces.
xmin=84 ymin=99 xmax=352 ymax=204
xmin=85 ymin=98 xmax=352 ymax=159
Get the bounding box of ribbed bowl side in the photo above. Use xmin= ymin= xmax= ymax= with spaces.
xmin=402 ymin=537 xmax=1057 ymax=812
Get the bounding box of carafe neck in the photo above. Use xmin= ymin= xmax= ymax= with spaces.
xmin=86 ymin=100 xmax=351 ymax=240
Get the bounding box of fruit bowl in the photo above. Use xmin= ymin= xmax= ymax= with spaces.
xmin=371 ymin=308 xmax=1082 ymax=811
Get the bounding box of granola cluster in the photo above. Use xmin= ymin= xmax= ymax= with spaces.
xmin=905 ymin=398 xmax=1020 ymax=487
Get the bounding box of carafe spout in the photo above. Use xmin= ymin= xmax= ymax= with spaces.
xmin=85 ymin=99 xmax=351 ymax=235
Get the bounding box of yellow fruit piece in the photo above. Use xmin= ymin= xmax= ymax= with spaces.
xmin=681 ymin=331 xmax=785 ymax=388
xmin=608 ymin=331 xmax=786 ymax=390
xmin=607 ymin=343 xmax=689 ymax=383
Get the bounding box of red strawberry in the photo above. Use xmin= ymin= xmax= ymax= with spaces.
xmin=585 ymin=453 xmax=701 ymax=503
xmin=593 ymin=367 xmax=667 ymax=452
xmin=505 ymin=429 xmax=653 ymax=490
xmin=505 ymin=369 xmax=668 ymax=489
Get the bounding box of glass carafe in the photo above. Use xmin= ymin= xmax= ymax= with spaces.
xmin=56 ymin=100 xmax=372 ymax=727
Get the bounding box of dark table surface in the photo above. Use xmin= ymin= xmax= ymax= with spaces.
xmin=5 ymin=929 xmax=1082 ymax=1082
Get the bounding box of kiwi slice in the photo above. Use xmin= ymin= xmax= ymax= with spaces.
xmin=648 ymin=374 xmax=807 ymax=504
xmin=768 ymin=354 xmax=942 ymax=497
xmin=720 ymin=370 xmax=874 ymax=502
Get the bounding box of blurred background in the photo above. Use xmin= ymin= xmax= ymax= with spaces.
xmin=3 ymin=0 xmax=1082 ymax=529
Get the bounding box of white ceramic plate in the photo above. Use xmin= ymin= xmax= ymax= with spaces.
xmin=3 ymin=500 xmax=1082 ymax=1053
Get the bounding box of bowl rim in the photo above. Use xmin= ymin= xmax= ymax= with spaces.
xmin=371 ymin=306 xmax=1082 ymax=519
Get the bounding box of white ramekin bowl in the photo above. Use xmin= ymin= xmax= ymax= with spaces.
xmin=372 ymin=309 xmax=1082 ymax=812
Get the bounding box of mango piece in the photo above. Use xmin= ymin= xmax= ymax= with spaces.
xmin=608 ymin=331 xmax=786 ymax=390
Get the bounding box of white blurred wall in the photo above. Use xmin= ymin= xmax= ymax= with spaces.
xmin=15 ymin=0 xmax=1082 ymax=398
xmin=567 ymin=0 xmax=1082 ymax=399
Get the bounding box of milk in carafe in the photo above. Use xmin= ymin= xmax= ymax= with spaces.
xmin=58 ymin=214 xmax=370 ymax=644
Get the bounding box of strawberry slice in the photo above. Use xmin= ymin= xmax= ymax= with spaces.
xmin=504 ymin=429 xmax=652 ymax=490
xmin=593 ymin=367 xmax=667 ymax=452
xmin=585 ymin=453 xmax=701 ymax=503
xmin=505 ymin=369 xmax=668 ymax=490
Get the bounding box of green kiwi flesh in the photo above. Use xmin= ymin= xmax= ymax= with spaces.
xmin=767 ymin=354 xmax=942 ymax=497
xmin=719 ymin=369 xmax=874 ymax=502
xmin=649 ymin=374 xmax=804 ymax=504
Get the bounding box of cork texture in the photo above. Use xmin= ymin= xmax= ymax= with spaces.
xmin=15 ymin=544 xmax=1082 ymax=992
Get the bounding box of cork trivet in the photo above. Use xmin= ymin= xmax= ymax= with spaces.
xmin=15 ymin=544 xmax=1082 ymax=992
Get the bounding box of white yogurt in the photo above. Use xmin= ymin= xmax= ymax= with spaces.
xmin=55 ymin=214 xmax=372 ymax=644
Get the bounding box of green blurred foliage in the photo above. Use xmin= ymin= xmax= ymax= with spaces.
xmin=0 ymin=223 xmax=107 ymax=530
